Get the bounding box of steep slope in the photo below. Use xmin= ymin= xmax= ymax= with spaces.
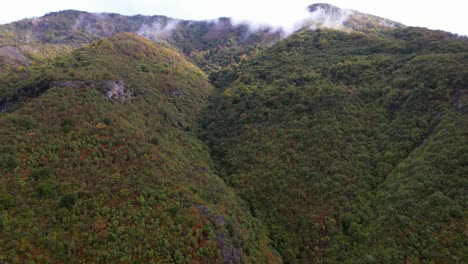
xmin=0 ymin=33 xmax=280 ymax=263
xmin=202 ymin=27 xmax=468 ymax=262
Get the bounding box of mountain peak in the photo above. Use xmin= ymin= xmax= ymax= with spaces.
xmin=305 ymin=2 xmax=404 ymax=32
xmin=308 ymin=3 xmax=342 ymax=13
xmin=306 ymin=3 xmax=352 ymax=30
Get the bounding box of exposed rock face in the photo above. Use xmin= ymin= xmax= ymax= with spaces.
xmin=50 ymin=80 xmax=87 ymax=89
xmin=104 ymin=80 xmax=133 ymax=102
xmin=0 ymin=82 xmax=49 ymax=112
xmin=51 ymin=80 xmax=134 ymax=102
xmin=163 ymin=113 xmax=189 ymax=131
xmin=169 ymin=90 xmax=184 ymax=97
xmin=450 ymin=89 xmax=468 ymax=113
xmin=194 ymin=205 xmax=243 ymax=264
xmin=1 ymin=80 xmax=132 ymax=112
xmin=212 ymin=213 xmax=242 ymax=264
xmin=1 ymin=97 xmax=11 ymax=112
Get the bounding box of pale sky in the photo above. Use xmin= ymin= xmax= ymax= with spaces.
xmin=0 ymin=0 xmax=467 ymax=36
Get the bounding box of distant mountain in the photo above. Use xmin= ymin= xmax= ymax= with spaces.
xmin=0 ymin=10 xmax=283 ymax=74
xmin=0 ymin=4 xmax=410 ymax=76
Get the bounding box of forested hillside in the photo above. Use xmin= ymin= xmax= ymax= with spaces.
xmin=0 ymin=33 xmax=280 ymax=263
xmin=203 ymin=27 xmax=468 ymax=262
xmin=0 ymin=3 xmax=467 ymax=264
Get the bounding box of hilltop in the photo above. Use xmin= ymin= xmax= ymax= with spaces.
xmin=306 ymin=3 xmax=404 ymax=32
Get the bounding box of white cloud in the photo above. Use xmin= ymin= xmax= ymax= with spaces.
xmin=137 ymin=19 xmax=181 ymax=41
xmin=0 ymin=0 xmax=467 ymax=36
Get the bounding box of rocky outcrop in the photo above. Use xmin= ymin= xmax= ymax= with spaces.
xmin=163 ymin=113 xmax=190 ymax=131
xmin=194 ymin=204 xmax=243 ymax=264
xmin=213 ymin=213 xmax=242 ymax=264
xmin=450 ymin=89 xmax=468 ymax=113
xmin=169 ymin=90 xmax=184 ymax=97
xmin=0 ymin=81 xmax=49 ymax=112
xmin=49 ymin=80 xmax=88 ymax=89
xmin=1 ymin=80 xmax=132 ymax=112
xmin=51 ymin=80 xmax=134 ymax=102
xmin=104 ymin=80 xmax=133 ymax=102
xmin=51 ymin=80 xmax=133 ymax=102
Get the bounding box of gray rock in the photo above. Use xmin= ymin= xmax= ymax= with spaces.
xmin=194 ymin=204 xmax=243 ymax=264
xmin=103 ymin=80 xmax=133 ymax=102
xmin=194 ymin=204 xmax=210 ymax=218
xmin=1 ymin=79 xmax=133 ymax=113
xmin=51 ymin=80 xmax=134 ymax=102
xmin=170 ymin=90 xmax=184 ymax=97
xmin=50 ymin=81 xmax=86 ymax=89
xmin=213 ymin=213 xmax=226 ymax=227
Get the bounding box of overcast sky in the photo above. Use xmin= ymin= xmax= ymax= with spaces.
xmin=0 ymin=0 xmax=467 ymax=36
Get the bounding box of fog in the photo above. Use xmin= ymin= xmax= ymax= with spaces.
xmin=137 ymin=19 xmax=180 ymax=41
xmin=1 ymin=0 xmax=467 ymax=36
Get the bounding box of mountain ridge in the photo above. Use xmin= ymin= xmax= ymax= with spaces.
xmin=0 ymin=3 xmax=419 ymax=77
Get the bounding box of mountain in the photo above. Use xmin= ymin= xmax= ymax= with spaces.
xmin=203 ymin=27 xmax=468 ymax=262
xmin=0 ymin=10 xmax=283 ymax=75
xmin=0 ymin=3 xmax=407 ymax=77
xmin=0 ymin=33 xmax=280 ymax=263
xmin=304 ymin=3 xmax=404 ymax=32
xmin=1 ymin=3 xmax=467 ymax=263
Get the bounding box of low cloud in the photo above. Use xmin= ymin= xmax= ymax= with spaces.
xmin=73 ymin=13 xmax=109 ymax=35
xmin=306 ymin=4 xmax=352 ymax=30
xmin=137 ymin=18 xmax=180 ymax=41
xmin=230 ymin=18 xmax=285 ymax=40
